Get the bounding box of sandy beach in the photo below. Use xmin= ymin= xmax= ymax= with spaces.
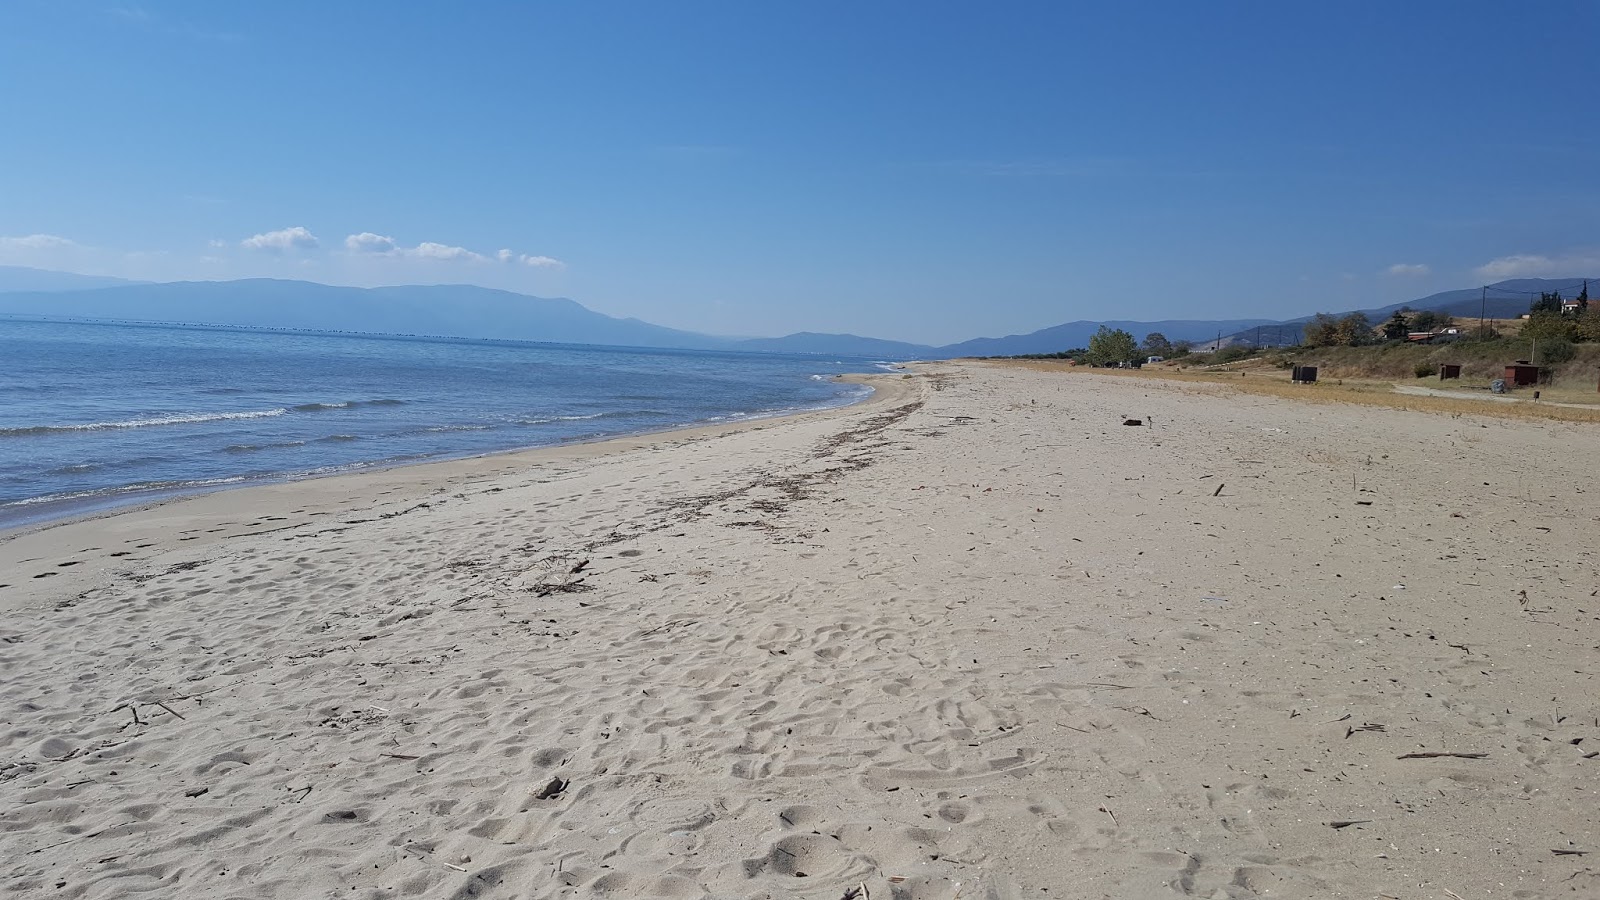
xmin=3 ymin=361 xmax=1598 ymax=899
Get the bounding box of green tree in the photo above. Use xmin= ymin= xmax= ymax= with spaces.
xmin=1531 ymin=291 xmax=1562 ymax=314
xmin=1522 ymin=310 xmax=1577 ymax=343
xmin=1140 ymin=332 xmax=1174 ymax=358
xmin=1171 ymin=340 xmax=1194 ymax=357
xmin=1574 ymin=307 xmax=1600 ymax=343
xmin=1085 ymin=326 xmax=1139 ymax=366
xmin=1577 ymin=281 xmax=1590 ymax=315
xmin=1382 ymin=310 xmax=1410 ymax=341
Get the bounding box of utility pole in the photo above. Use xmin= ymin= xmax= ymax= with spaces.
xmin=1478 ymin=286 xmax=1487 ymax=338
xmin=1215 ymin=329 xmax=1222 ymax=351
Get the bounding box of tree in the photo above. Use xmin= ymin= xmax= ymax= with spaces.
xmin=1531 ymin=291 xmax=1562 ymax=314
xmin=1578 ymin=281 xmax=1590 ymax=315
xmin=1334 ymin=312 xmax=1374 ymax=346
xmin=1521 ymin=310 xmax=1577 ymax=343
xmin=1140 ymin=332 xmax=1174 ymax=359
xmin=1084 ymin=326 xmax=1139 ymax=366
xmin=1302 ymin=313 xmax=1340 ymax=347
xmin=1171 ymin=340 xmax=1194 ymax=357
xmin=1574 ymin=307 xmax=1600 ymax=343
xmin=1382 ymin=311 xmax=1410 ymax=341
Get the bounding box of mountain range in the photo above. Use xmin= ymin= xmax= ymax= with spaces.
xmin=0 ymin=266 xmax=1593 ymax=358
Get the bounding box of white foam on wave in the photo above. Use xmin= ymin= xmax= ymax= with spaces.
xmin=1 ymin=408 xmax=288 ymax=437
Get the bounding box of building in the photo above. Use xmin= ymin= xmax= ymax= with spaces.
xmin=1504 ymin=361 xmax=1542 ymax=387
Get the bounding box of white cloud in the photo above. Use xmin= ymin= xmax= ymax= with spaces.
xmin=1474 ymin=251 xmax=1600 ymax=280
xmin=345 ymin=232 xmax=398 ymax=254
xmin=1385 ymin=263 xmax=1430 ymax=277
xmin=241 ymin=226 xmax=319 ymax=252
xmin=408 ymin=241 xmax=490 ymax=263
xmin=0 ymin=233 xmax=80 ymax=251
xmin=345 ymin=233 xmax=563 ymax=268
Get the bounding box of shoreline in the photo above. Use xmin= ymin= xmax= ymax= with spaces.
xmin=0 ymin=372 xmax=902 ymax=541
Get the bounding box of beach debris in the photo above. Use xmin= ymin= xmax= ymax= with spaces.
xmin=1328 ymin=820 xmax=1370 ymax=829
xmin=1552 ymin=849 xmax=1590 ymax=856
xmin=1345 ymin=723 xmax=1387 ymax=738
xmin=1099 ymin=805 xmax=1118 ymax=826
xmin=1212 ymin=483 xmax=1225 ymax=497
xmin=184 ymin=787 xmax=209 ymax=798
xmin=1397 ymin=751 xmax=1488 ymax=760
xmin=1122 ymin=418 xmax=1143 ymax=426
xmin=535 ymin=776 xmax=568 ymax=800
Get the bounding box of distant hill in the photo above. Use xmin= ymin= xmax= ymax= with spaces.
xmin=0 ymin=279 xmax=731 ymax=351
xmin=6 ymin=269 xmax=1594 ymax=359
xmin=936 ymin=319 xmax=1276 ymax=357
xmin=0 ymin=265 xmax=142 ymax=293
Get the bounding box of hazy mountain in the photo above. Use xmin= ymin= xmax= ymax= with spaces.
xmin=936 ymin=319 xmax=1276 ymax=357
xmin=7 ymin=270 xmax=1594 ymax=360
xmin=731 ymin=332 xmax=933 ymax=357
xmin=0 ymin=279 xmax=731 ymax=350
xmin=0 ymin=265 xmax=142 ymax=293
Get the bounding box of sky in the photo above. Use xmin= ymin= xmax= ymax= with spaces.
xmin=1 ymin=2 xmax=1597 ymax=345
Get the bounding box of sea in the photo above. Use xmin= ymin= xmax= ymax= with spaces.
xmin=0 ymin=318 xmax=892 ymax=529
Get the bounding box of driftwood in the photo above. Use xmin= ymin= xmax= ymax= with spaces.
xmin=1397 ymin=752 xmax=1488 ymax=760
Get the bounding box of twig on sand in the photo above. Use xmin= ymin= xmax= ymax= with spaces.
xmin=1398 ymin=752 xmax=1488 ymax=760
xmin=380 ymin=752 xmax=420 ymax=761
xmin=155 ymin=700 xmax=185 ymax=720
xmin=1099 ymin=805 xmax=1118 ymax=826
xmin=1328 ymin=820 xmax=1370 ymax=829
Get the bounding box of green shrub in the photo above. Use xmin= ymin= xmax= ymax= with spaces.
xmin=1414 ymin=362 xmax=1438 ymax=378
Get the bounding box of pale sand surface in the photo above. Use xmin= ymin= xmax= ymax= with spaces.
xmin=3 ymin=362 xmax=1598 ymax=899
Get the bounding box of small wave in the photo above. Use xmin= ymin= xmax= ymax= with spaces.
xmin=514 ymin=412 xmax=611 ymax=426
xmin=424 ymin=424 xmax=495 ymax=433
xmin=291 ymin=399 xmax=407 ymax=413
xmin=47 ymin=463 xmax=101 ymax=475
xmin=223 ymin=439 xmax=308 ymax=454
xmin=317 ymin=434 xmax=360 ymax=443
xmin=0 ymin=408 xmax=288 ymax=437
xmin=2 ymin=475 xmax=253 ymax=508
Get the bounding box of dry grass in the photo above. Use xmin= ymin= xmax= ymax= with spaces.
xmin=981 ymin=358 xmax=1600 ymax=424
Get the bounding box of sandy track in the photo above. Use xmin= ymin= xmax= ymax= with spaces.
xmin=3 ymin=363 xmax=1598 ymax=899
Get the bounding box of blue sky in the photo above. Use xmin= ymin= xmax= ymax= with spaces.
xmin=2 ymin=2 xmax=1597 ymax=344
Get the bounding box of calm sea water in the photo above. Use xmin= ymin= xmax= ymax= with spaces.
xmin=0 ymin=319 xmax=888 ymax=528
